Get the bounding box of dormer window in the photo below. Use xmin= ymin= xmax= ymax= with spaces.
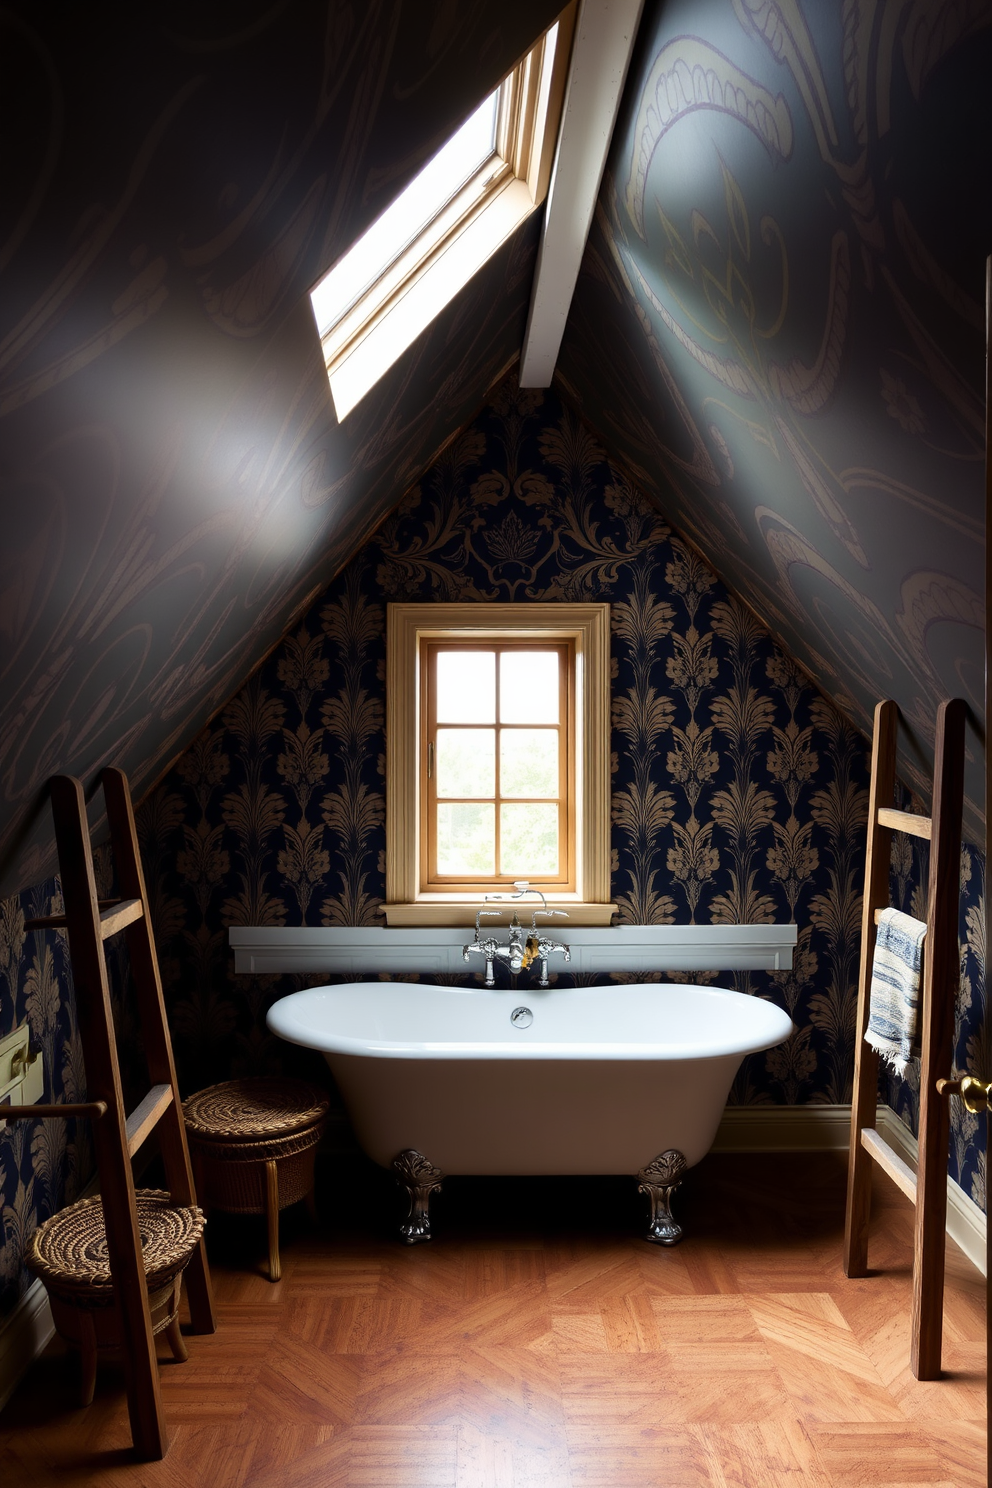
xmin=310 ymin=13 xmax=573 ymax=421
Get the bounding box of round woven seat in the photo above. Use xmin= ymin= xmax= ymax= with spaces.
xmin=25 ymin=1190 xmax=204 ymax=1406
xmin=27 ymin=1189 xmax=205 ymax=1304
xmin=182 ymin=1078 xmax=328 ymax=1282
xmin=183 ymin=1078 xmax=329 ymax=1143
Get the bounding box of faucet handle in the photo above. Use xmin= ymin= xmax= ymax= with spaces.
xmin=531 ymin=906 xmax=568 ymax=932
xmin=474 ymin=907 xmax=505 ymax=937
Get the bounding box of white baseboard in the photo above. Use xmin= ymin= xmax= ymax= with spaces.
xmin=713 ymin=1101 xmax=987 ymax=1277
xmin=0 ymin=1278 xmax=53 ymax=1414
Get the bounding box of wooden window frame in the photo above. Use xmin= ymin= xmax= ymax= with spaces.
xmin=385 ymin=603 xmax=614 ymax=927
xmin=310 ymin=8 xmax=576 ymax=422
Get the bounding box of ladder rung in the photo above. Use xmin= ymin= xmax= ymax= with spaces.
xmin=100 ymin=897 xmax=144 ymax=938
xmin=1 ymin=1101 xmax=107 ymax=1123
xmin=24 ymin=897 xmax=145 ymax=935
xmin=126 ymin=1083 xmax=173 ymax=1157
xmin=860 ymin=1126 xmax=918 ymax=1204
xmin=877 ymin=807 xmax=932 ymax=839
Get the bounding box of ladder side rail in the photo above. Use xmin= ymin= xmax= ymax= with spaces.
xmin=844 ymin=699 xmax=899 ymax=1277
xmin=101 ymin=767 xmax=216 ymax=1335
xmin=910 ymin=697 xmax=967 ymax=1380
xmin=50 ymin=775 xmax=168 ymax=1460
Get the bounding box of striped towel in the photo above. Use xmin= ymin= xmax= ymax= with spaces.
xmin=866 ymin=908 xmax=927 ymax=1076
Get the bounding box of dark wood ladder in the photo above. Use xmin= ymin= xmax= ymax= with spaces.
xmin=12 ymin=768 xmax=216 ymax=1458
xmin=843 ymin=697 xmax=966 ymax=1380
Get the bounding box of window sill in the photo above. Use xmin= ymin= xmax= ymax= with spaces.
xmin=381 ymin=900 xmax=618 ymax=928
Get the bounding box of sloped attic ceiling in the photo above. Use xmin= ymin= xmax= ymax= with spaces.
xmin=556 ymin=0 xmax=990 ymax=844
xmin=0 ymin=0 xmax=562 ymax=898
xmin=1 ymin=0 xmax=988 ymax=902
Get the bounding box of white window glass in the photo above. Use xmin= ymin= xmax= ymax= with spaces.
xmin=311 ymin=93 xmax=499 ymax=335
xmin=436 ymin=651 xmax=495 ymax=722
xmin=500 ymin=730 xmax=558 ymax=797
xmin=435 ymin=729 xmax=495 ymax=798
xmin=437 ymin=803 xmax=495 ymax=875
xmin=499 ymin=652 xmax=559 ymax=722
xmin=500 ymin=803 xmax=558 ymax=875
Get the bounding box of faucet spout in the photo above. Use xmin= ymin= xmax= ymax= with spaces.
xmin=464 ymin=892 xmax=569 ymax=988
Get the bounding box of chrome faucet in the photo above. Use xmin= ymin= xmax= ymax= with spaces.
xmin=462 ymin=881 xmax=570 ymax=988
xmin=462 ymin=906 xmax=513 ymax=987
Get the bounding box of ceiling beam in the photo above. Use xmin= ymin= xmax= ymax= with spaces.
xmin=519 ymin=0 xmax=645 ymax=387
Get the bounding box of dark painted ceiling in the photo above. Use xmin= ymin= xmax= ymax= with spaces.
xmin=1 ymin=0 xmax=989 ymax=897
xmin=557 ymin=0 xmax=991 ymax=842
xmin=0 ymin=0 xmax=561 ymax=896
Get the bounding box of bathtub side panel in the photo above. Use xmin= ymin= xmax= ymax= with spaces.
xmin=327 ymin=1054 xmax=743 ymax=1173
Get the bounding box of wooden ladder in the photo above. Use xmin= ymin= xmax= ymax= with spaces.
xmin=843 ymin=697 xmax=966 ymax=1380
xmin=17 ymin=768 xmax=216 ymax=1458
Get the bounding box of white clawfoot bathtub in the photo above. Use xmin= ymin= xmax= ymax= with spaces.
xmin=267 ymin=980 xmax=793 ymax=1242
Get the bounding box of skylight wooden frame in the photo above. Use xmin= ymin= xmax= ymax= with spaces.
xmin=385 ymin=602 xmax=613 ymax=928
xmin=312 ymin=7 xmax=575 ymax=422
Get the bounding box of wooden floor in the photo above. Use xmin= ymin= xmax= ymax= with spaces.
xmin=0 ymin=1151 xmax=985 ymax=1487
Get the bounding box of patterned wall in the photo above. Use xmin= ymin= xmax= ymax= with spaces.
xmin=0 ymin=0 xmax=562 ymax=900
xmin=557 ymin=0 xmax=990 ymax=844
xmin=2 ymin=379 xmax=986 ymax=1321
xmin=0 ymin=882 xmax=90 ymax=1319
xmin=140 ymin=378 xmax=872 ymax=1104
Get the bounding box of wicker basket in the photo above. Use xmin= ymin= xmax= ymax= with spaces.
xmin=25 ymin=1189 xmax=205 ymax=1404
xmin=182 ymin=1078 xmax=329 ymax=1216
xmin=26 ymin=1189 xmax=205 ymax=1306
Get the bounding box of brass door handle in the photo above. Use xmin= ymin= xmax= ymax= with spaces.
xmin=937 ymin=1076 xmax=992 ymax=1114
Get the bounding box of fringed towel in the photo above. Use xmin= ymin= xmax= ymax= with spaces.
xmin=866 ymin=907 xmax=927 ymax=1076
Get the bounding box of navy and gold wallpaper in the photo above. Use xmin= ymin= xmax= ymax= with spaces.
xmin=0 ymin=882 xmax=87 ymax=1317
xmin=558 ymin=0 xmax=990 ymax=842
xmin=2 ymin=0 xmax=990 ymax=1320
xmin=142 ymin=379 xmax=873 ymax=1106
xmin=0 ymin=0 xmax=562 ymax=900
xmin=2 ymin=377 xmax=986 ymax=1319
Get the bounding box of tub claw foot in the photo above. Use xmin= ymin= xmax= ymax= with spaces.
xmin=637 ymin=1150 xmax=687 ymax=1245
xmin=392 ymin=1149 xmax=444 ymax=1244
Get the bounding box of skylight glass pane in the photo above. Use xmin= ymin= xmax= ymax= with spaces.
xmin=311 ymin=91 xmax=499 ymax=335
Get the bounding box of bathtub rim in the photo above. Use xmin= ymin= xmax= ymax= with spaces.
xmin=266 ymin=980 xmax=794 ymax=1062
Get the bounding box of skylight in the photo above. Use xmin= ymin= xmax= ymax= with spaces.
xmin=310 ymin=13 xmax=573 ymax=422
xmin=310 ymin=94 xmax=499 ymax=337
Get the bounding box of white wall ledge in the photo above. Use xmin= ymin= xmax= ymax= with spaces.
xmin=229 ymin=924 xmax=797 ymax=977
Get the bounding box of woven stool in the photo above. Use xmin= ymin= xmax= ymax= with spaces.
xmin=182 ymin=1078 xmax=328 ymax=1282
xmin=26 ymin=1189 xmax=205 ymax=1407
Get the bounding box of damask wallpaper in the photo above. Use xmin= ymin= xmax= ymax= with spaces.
xmin=0 ymin=882 xmax=91 ymax=1319
xmin=1 ymin=378 xmax=986 ymax=1322
xmin=0 ymin=0 xmax=562 ymax=899
xmin=141 ymin=380 xmax=872 ymax=1113
xmin=557 ymin=0 xmax=990 ymax=844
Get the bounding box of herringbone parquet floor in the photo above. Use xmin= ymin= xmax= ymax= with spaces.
xmin=0 ymin=1151 xmax=985 ymax=1487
